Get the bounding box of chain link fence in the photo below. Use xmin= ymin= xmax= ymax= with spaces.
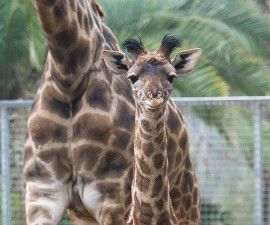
xmin=1 ymin=97 xmax=270 ymax=225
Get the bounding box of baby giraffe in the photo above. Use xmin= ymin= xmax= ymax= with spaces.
xmin=103 ymin=35 xmax=202 ymax=225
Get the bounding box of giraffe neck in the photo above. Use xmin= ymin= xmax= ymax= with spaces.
xmin=35 ymin=0 xmax=118 ymax=102
xmin=130 ymin=107 xmax=177 ymax=225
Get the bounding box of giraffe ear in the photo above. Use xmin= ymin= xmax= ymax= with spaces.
xmin=103 ymin=50 xmax=132 ymax=75
xmin=171 ymin=48 xmax=202 ymax=75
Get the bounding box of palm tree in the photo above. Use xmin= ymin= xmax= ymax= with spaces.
xmin=100 ymin=0 xmax=270 ymax=97
xmin=0 ymin=0 xmax=46 ymax=99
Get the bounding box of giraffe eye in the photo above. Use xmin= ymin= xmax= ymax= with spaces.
xmin=168 ymin=75 xmax=176 ymax=83
xmin=128 ymin=75 xmax=138 ymax=84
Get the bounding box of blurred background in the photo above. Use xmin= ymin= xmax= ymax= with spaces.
xmin=0 ymin=0 xmax=270 ymax=224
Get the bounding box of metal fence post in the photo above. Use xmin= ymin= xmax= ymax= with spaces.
xmin=1 ymin=107 xmax=11 ymax=225
xmin=254 ymin=103 xmax=263 ymax=225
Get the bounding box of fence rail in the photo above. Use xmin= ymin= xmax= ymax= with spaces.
xmin=1 ymin=97 xmax=270 ymax=225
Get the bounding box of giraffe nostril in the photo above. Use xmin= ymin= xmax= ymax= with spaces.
xmin=147 ymin=91 xmax=153 ymax=99
xmin=157 ymin=91 xmax=163 ymax=99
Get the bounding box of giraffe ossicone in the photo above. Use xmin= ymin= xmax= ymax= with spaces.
xmin=103 ymin=35 xmax=201 ymax=225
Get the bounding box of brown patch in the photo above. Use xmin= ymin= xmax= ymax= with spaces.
xmin=167 ymin=106 xmax=181 ymax=134
xmin=41 ymin=89 xmax=70 ymax=119
xmin=142 ymin=142 xmax=154 ymax=157
xmin=175 ymin=151 xmax=183 ymax=166
xmin=179 ymin=129 xmax=189 ymax=151
xmin=157 ymin=212 xmax=170 ymax=225
xmin=155 ymin=131 xmax=165 ymax=145
xmin=112 ymin=130 xmax=131 ymax=149
xmin=24 ymin=146 xmax=33 ymax=163
xmin=72 ymin=97 xmax=83 ymax=116
xmin=113 ymin=79 xmax=134 ymax=104
xmin=86 ymin=79 xmax=112 ymax=111
xmin=114 ymin=100 xmax=134 ymax=130
xmin=190 ymin=206 xmax=200 ymax=222
xmin=140 ymin=201 xmax=154 ymax=224
xmin=139 ymin=127 xmax=151 ymax=140
xmin=155 ymin=199 xmax=164 ymax=211
xmin=38 ymin=147 xmax=71 ymax=180
xmin=64 ymin=38 xmax=90 ymax=74
xmin=170 ymin=188 xmax=181 ymax=200
xmin=182 ymin=194 xmax=192 ymax=211
xmin=167 ymin=137 xmax=176 ymax=170
xmin=53 ymin=1 xmax=66 ymax=18
xmin=97 ymin=182 xmax=121 ymax=199
xmin=192 ymin=186 xmax=199 ymax=205
xmin=180 ymin=170 xmax=194 ymax=194
xmin=73 ymin=113 xmax=111 ymax=143
xmin=28 ymin=206 xmax=52 ymax=223
xmin=54 ymin=20 xmax=78 ymax=48
xmin=136 ymin=170 xmax=150 ymax=192
xmin=93 ymin=0 xmax=104 ymax=17
xmin=29 ymin=116 xmax=67 ymax=145
xmin=137 ymin=156 xmax=151 ymax=174
xmin=153 ymin=153 xmax=164 ymax=169
xmin=94 ymin=151 xmax=128 ymax=179
xmin=24 ymin=160 xmax=51 ymax=182
xmin=141 ymin=119 xmax=151 ymax=132
xmin=73 ymin=145 xmax=102 ymax=170
xmin=152 ymin=175 xmax=163 ymax=197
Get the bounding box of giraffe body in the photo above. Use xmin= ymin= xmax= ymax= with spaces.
xmin=24 ymin=1 xmax=201 ymax=224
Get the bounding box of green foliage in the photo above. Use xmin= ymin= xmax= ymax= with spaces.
xmin=0 ymin=0 xmax=46 ymax=99
xmin=201 ymin=200 xmax=233 ymax=225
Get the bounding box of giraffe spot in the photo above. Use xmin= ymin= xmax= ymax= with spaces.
xmin=156 ymin=121 xmax=164 ymax=132
xmin=113 ymin=78 xmax=134 ymax=104
xmin=180 ymin=170 xmax=194 ymax=194
xmin=140 ymin=127 xmax=151 ymax=140
xmin=175 ymin=151 xmax=183 ymax=167
xmin=94 ymin=151 xmax=128 ymax=179
xmin=71 ymin=74 xmax=89 ymax=100
xmin=54 ymin=20 xmax=78 ymax=48
xmin=137 ymin=156 xmax=151 ymax=174
xmin=170 ymin=188 xmax=181 ymax=200
xmin=53 ymin=1 xmax=66 ymax=18
xmin=190 ymin=206 xmax=200 ymax=223
xmin=97 ymin=182 xmax=121 ymax=199
xmin=141 ymin=119 xmax=151 ymax=132
xmin=73 ymin=145 xmax=102 ymax=171
xmin=103 ymin=26 xmax=118 ymax=51
xmin=179 ymin=129 xmax=189 ymax=151
xmin=182 ymin=194 xmax=192 ymax=211
xmin=65 ymin=38 xmax=90 ymax=74
xmin=42 ymin=90 xmax=71 ymax=119
xmin=192 ymin=186 xmax=199 ymax=205
xmin=153 ymin=153 xmax=164 ymax=169
xmin=112 ymin=130 xmax=131 ymax=149
xmin=50 ymin=46 xmax=65 ymax=63
xmin=157 ymin=212 xmax=170 ymax=225
xmin=72 ymin=97 xmax=83 ymax=116
xmin=155 ymin=199 xmax=164 ymax=211
xmin=140 ymin=201 xmax=154 ymax=224
xmin=87 ymin=79 xmax=112 ymax=111
xmin=29 ymin=116 xmax=68 ymax=145
xmin=152 ymin=175 xmax=163 ymax=197
xmin=73 ymin=113 xmax=111 ymax=143
xmin=142 ymin=142 xmax=154 ymax=157
xmin=136 ymin=170 xmax=150 ymax=192
xmin=28 ymin=206 xmax=52 ymax=223
xmin=24 ymin=160 xmax=51 ymax=182
xmin=38 ymin=147 xmax=71 ymax=180
xmin=114 ymin=100 xmax=135 ymax=130
xmin=167 ymin=137 xmax=176 ymax=170
xmin=167 ymin=106 xmax=181 ymax=134
xmin=24 ymin=146 xmax=33 ymax=163
xmin=51 ymin=67 xmax=72 ymax=91
xmin=155 ymin=131 xmax=165 ymax=145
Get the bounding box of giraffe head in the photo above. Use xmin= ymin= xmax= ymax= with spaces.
xmin=103 ymin=35 xmax=202 ymax=113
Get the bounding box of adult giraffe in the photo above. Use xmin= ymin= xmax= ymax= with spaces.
xmin=24 ymin=1 xmax=201 ymax=224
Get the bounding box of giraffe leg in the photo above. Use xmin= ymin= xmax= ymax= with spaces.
xmin=25 ymin=182 xmax=69 ymax=225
